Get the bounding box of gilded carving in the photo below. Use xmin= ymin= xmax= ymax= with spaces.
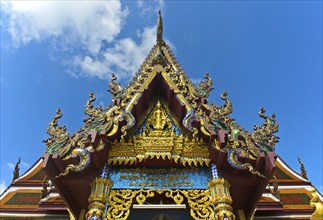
xmin=86 ymin=177 xmax=114 ymax=220
xmin=197 ymin=72 xmax=213 ymax=98
xmin=251 ymin=107 xmax=279 ymax=151
xmin=55 ymin=147 xmax=91 ymax=178
xmin=43 ymin=108 xmax=69 ymax=155
xmin=108 ymin=73 xmax=124 ymax=100
xmin=107 ymin=100 xmax=210 ymax=166
xmin=107 ymin=189 xmax=214 ymax=220
xmin=107 ymin=190 xmax=136 ymax=220
xmin=208 ymin=178 xmax=236 ymax=220
xmin=310 ymin=187 xmax=323 ymax=220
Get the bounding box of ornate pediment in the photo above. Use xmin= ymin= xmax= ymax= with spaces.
xmin=108 ymin=100 xmax=210 ymax=166
xmin=43 ymin=11 xmax=279 ymax=181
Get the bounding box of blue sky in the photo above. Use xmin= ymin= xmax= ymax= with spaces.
xmin=1 ymin=1 xmax=322 ymax=193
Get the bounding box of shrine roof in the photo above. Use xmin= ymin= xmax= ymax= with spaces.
xmin=14 ymin=159 xmax=46 ymax=184
xmin=272 ymin=157 xmax=310 ymax=184
xmin=1 ymin=155 xmax=321 ymax=219
xmin=42 ymin=11 xmax=280 ymax=181
xmin=40 ymin=13 xmax=283 ymax=218
xmin=0 ymin=158 xmax=68 ymax=219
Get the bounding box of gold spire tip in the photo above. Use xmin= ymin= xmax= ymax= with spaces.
xmin=157 ymin=10 xmax=164 ymax=46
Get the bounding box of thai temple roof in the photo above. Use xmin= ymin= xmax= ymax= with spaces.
xmin=1 ymin=156 xmax=321 ymax=219
xmin=43 ymin=10 xmax=278 ymax=177
xmin=1 ymin=11 xmax=322 ymax=220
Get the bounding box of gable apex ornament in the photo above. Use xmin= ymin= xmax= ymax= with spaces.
xmin=157 ymin=10 xmax=165 ymax=46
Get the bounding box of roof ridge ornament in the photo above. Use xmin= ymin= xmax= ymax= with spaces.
xmin=297 ymin=157 xmax=308 ymax=180
xmin=12 ymin=157 xmax=21 ymax=182
xmin=157 ymin=10 xmax=164 ymax=46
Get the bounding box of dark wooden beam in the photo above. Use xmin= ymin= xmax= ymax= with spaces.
xmin=42 ymin=153 xmax=82 ymax=218
xmin=244 ymin=152 xmax=277 ymax=219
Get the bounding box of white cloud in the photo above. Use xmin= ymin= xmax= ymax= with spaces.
xmin=2 ymin=1 xmax=128 ymax=54
xmin=1 ymin=0 xmax=165 ymax=80
xmin=0 ymin=181 xmax=7 ymax=194
xmin=72 ymin=25 xmax=157 ymax=80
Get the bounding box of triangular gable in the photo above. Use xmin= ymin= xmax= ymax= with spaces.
xmin=15 ymin=159 xmax=46 ymax=184
xmin=41 ymin=12 xmax=282 ymax=218
xmin=42 ymin=11 xmax=280 ymax=182
xmin=0 ymin=158 xmax=68 ymax=219
xmin=272 ymin=157 xmax=310 ymax=183
xmin=107 ymin=43 xmax=205 ymax=140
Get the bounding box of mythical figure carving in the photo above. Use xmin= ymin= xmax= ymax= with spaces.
xmin=108 ymin=73 xmax=124 ymax=100
xmin=83 ymin=92 xmax=114 ymax=133
xmin=251 ymin=107 xmax=279 ymax=151
xmin=43 ymin=108 xmax=69 ymax=154
xmin=198 ymin=72 xmax=213 ymax=98
xmin=209 ymin=91 xmax=232 ymax=128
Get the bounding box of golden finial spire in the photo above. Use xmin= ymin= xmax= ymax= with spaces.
xmin=157 ymin=10 xmax=164 ymax=46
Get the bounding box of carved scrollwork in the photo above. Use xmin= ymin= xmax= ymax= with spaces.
xmin=108 ymin=73 xmax=124 ymax=100
xmin=43 ymin=108 xmax=70 ymax=154
xmin=106 ymin=189 xmax=214 ymax=220
xmin=251 ymin=107 xmax=279 ymax=151
xmin=165 ymin=189 xmax=215 ymax=220
xmin=197 ymin=72 xmax=214 ymax=98
xmin=199 ymin=91 xmax=233 ymax=135
xmin=107 ymin=189 xmax=136 ymax=220
xmin=209 ymin=91 xmax=232 ymax=126
xmin=55 ymin=147 xmax=91 ymax=178
xmin=120 ymin=111 xmax=136 ymax=142
xmin=226 ymin=148 xmax=265 ymax=178
xmin=83 ymin=92 xmax=107 ymax=132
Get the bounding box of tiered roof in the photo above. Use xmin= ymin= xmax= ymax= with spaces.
xmin=0 ymin=159 xmax=68 ymax=219
xmin=38 ymin=12 xmax=285 ymax=218
xmin=1 ymin=157 xmax=321 ymax=219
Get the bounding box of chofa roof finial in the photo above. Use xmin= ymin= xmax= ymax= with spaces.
xmin=157 ymin=10 xmax=164 ymax=46
xmin=12 ymin=157 xmax=21 ymax=182
xmin=297 ymin=157 xmax=308 ymax=180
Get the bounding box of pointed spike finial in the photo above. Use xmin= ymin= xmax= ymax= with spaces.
xmin=157 ymin=10 xmax=164 ymax=46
